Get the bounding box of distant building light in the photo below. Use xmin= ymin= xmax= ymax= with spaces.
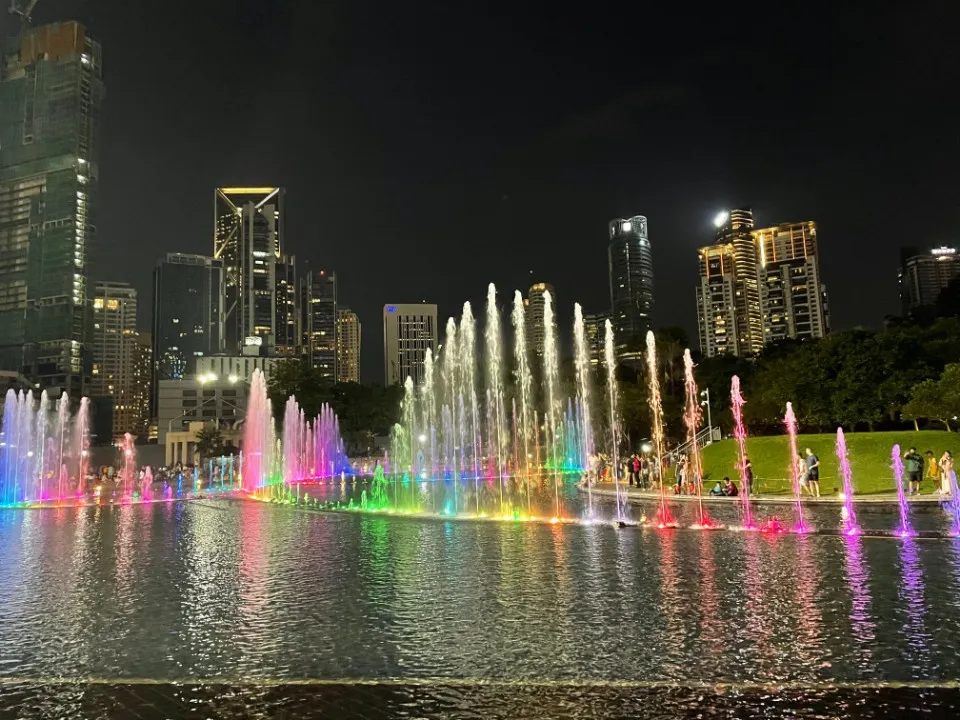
xmin=386 ymin=305 xmax=398 ymax=313
xmin=244 ymin=336 xmax=263 ymax=346
xmin=931 ymin=246 xmax=957 ymax=257
xmin=714 ymin=211 xmax=729 ymax=228
xmin=622 ymin=221 xmax=632 ymax=232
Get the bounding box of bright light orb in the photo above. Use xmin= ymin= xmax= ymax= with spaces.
xmin=622 ymin=221 xmax=632 ymax=232
xmin=713 ymin=211 xmax=729 ymax=228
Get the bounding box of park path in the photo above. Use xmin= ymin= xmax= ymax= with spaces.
xmin=581 ymin=483 xmax=946 ymax=506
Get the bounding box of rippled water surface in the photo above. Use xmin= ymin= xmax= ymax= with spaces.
xmin=1 ymin=499 xmax=960 ymax=717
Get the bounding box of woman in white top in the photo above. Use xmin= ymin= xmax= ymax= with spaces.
xmin=939 ymin=451 xmax=954 ymax=496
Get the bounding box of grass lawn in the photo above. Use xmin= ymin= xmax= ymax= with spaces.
xmin=697 ymin=430 xmax=956 ymax=496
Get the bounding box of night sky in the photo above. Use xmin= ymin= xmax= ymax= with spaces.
xmin=10 ymin=1 xmax=960 ymax=381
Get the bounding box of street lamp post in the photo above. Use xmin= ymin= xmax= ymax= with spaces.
xmin=700 ymin=388 xmax=713 ymax=440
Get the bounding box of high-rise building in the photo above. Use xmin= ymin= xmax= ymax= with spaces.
xmin=275 ymin=253 xmax=298 ymax=356
xmin=608 ymin=216 xmax=654 ymax=365
xmin=152 ymin=253 xmax=223 ymax=412
xmin=526 ymin=282 xmax=556 ymax=357
xmin=214 ymin=186 xmax=284 ymax=353
xmin=0 ymin=21 xmax=104 ymax=394
xmin=383 ymin=303 xmax=437 ymax=386
xmin=753 ymin=222 xmax=829 ymax=343
xmin=900 ymin=246 xmax=960 ymax=313
xmin=130 ymin=332 xmax=152 ymax=438
xmin=301 ymin=270 xmax=337 ymax=381
xmin=696 ymin=212 xmax=829 ymax=357
xmin=696 ymin=244 xmax=740 ymax=357
xmin=91 ymin=282 xmax=141 ymax=438
xmin=583 ymin=311 xmax=610 ymax=368
xmin=337 ymin=307 xmax=361 ymax=383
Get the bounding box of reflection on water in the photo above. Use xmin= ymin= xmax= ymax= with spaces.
xmin=1 ymin=500 xmax=960 ymax=691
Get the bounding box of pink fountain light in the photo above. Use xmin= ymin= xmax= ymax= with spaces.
xmin=682 ymin=349 xmax=711 ymax=528
xmin=730 ymin=376 xmax=755 ymax=529
xmin=784 ymin=402 xmax=807 ymax=533
xmin=646 ymin=332 xmax=674 ymax=527
xmin=891 ymin=445 xmax=915 ymax=538
xmin=835 ymin=428 xmax=859 ymax=535
xmin=242 ymin=369 xmax=273 ymax=492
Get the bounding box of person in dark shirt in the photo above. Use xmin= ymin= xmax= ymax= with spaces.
xmin=903 ymin=447 xmax=923 ymax=495
xmin=804 ymin=448 xmax=820 ymax=498
xmin=743 ymin=455 xmax=754 ymax=496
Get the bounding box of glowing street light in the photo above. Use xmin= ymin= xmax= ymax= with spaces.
xmin=418 ymin=434 xmax=426 ymax=444
xmin=228 ymin=374 xmax=239 ymax=384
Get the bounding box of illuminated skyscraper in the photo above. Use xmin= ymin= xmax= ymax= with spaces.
xmin=608 ymin=216 xmax=654 ymax=365
xmin=151 ymin=253 xmax=223 ymax=411
xmin=753 ymin=221 xmax=829 ymax=343
xmin=337 ymin=308 xmax=361 ymax=383
xmin=275 ymin=253 xmax=298 ymax=356
xmin=0 ymin=21 xmax=104 ymax=394
xmin=300 ymin=270 xmax=337 ymax=381
xmin=214 ymin=186 xmax=284 ymax=353
xmin=92 ymin=282 xmax=143 ymax=438
xmin=697 ymin=212 xmax=828 ymax=357
xmin=583 ymin=311 xmax=610 ymax=367
xmin=900 ymin=246 xmax=960 ymax=313
xmin=383 ymin=303 xmax=437 ymax=386
xmin=525 ymin=282 xmax=556 ymax=357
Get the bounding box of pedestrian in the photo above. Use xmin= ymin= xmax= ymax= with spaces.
xmin=939 ymin=450 xmax=954 ymax=497
xmin=925 ymin=450 xmax=940 ymax=489
xmin=723 ymin=476 xmax=739 ymax=496
xmin=743 ymin=455 xmax=754 ymax=496
xmin=796 ymin=453 xmax=810 ymax=495
xmin=675 ymin=455 xmax=687 ymax=494
xmin=804 ymin=448 xmax=821 ymax=497
xmin=903 ymin=447 xmax=923 ymax=495
xmin=632 ymin=454 xmax=641 ymax=488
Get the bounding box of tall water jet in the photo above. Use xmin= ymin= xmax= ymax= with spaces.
xmin=459 ymin=302 xmax=481 ymax=489
xmin=511 ymin=291 xmax=533 ymax=509
xmin=730 ymin=376 xmax=755 ymax=529
xmin=283 ymin=397 xmax=301 ymax=487
xmin=834 ymin=428 xmax=859 ymax=534
xmin=120 ymin=433 xmax=137 ymax=499
xmin=542 ymin=290 xmax=562 ymax=518
xmin=55 ymin=396 xmax=70 ymax=500
xmin=645 ymin=331 xmax=672 ymax=526
xmin=75 ymin=397 xmax=91 ymax=494
xmin=442 ymin=318 xmax=461 ymax=508
xmin=485 ymin=283 xmax=507 ymax=513
xmin=603 ymin=320 xmax=624 ymax=521
xmin=891 ymin=445 xmax=914 ymax=537
xmin=946 ymin=460 xmax=960 ymax=536
xmin=784 ymin=402 xmax=806 ymax=532
xmin=682 ymin=349 xmax=708 ymax=527
xmin=242 ymin=369 xmax=274 ymax=492
xmin=34 ymin=391 xmax=49 ymax=499
xmin=573 ymin=304 xmax=595 ymax=517
xmin=401 ymin=377 xmax=416 ymax=475
xmin=422 ymin=348 xmax=438 ymax=476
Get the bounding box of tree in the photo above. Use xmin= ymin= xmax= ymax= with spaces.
xmin=903 ymin=379 xmax=953 ymax=431
xmin=194 ymin=423 xmax=225 ymax=461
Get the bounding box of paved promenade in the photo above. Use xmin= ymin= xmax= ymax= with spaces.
xmin=581 ymin=483 xmax=947 ymax=505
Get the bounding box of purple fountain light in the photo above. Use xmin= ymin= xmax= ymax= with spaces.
xmin=784 ymin=402 xmax=806 ymax=533
xmin=891 ymin=445 xmax=914 ymax=537
xmin=835 ymin=428 xmax=859 ymax=536
xmin=730 ymin=376 xmax=755 ymax=529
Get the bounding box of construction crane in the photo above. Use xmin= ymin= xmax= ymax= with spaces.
xmin=8 ymin=0 xmax=39 ymax=25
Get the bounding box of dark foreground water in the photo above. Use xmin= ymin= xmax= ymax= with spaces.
xmin=1 ymin=499 xmax=959 ymax=718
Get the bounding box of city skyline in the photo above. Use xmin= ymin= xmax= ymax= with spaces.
xmin=4 ymin=2 xmax=957 ymax=384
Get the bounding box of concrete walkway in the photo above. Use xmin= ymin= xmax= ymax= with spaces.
xmin=580 ymin=483 xmax=948 ymax=505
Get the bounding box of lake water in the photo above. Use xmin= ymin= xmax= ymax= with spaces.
xmin=1 ymin=498 xmax=959 ymax=718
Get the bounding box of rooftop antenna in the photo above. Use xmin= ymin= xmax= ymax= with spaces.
xmin=8 ymin=0 xmax=39 ymax=25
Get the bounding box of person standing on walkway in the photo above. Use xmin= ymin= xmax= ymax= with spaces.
xmin=925 ymin=450 xmax=940 ymax=490
xmin=939 ymin=450 xmax=954 ymax=497
xmin=903 ymin=447 xmax=923 ymax=495
xmin=743 ymin=455 xmax=754 ymax=496
xmin=631 ymin=454 xmax=641 ymax=488
xmin=804 ymin=448 xmax=821 ymax=497
xmin=797 ymin=453 xmax=810 ymax=495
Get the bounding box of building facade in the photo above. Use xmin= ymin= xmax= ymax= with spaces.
xmin=583 ymin=311 xmax=610 ymax=368
xmin=157 ymin=375 xmax=247 ymax=446
xmin=195 ymin=354 xmax=278 ymax=383
xmin=526 ymin=282 xmax=556 ymax=357
xmin=608 ymin=216 xmax=654 ymax=365
xmin=900 ymin=246 xmax=960 ymax=313
xmin=753 ymin=222 xmax=829 ymax=343
xmin=696 ymin=213 xmax=829 ymax=357
xmin=383 ymin=303 xmax=437 ymax=386
xmin=301 ymin=270 xmax=337 ymax=381
xmin=91 ymin=282 xmax=144 ymax=438
xmin=337 ymin=307 xmax=361 ymax=383
xmin=152 ymin=253 xmax=223 ymax=412
xmin=0 ymin=21 xmax=104 ymax=394
xmin=275 ymin=253 xmax=298 ymax=356
xmin=213 ymin=186 xmax=284 ymax=353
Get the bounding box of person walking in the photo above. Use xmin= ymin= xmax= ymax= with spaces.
xmin=903 ymin=447 xmax=923 ymax=495
xmin=939 ymin=450 xmax=954 ymax=497
xmin=743 ymin=455 xmax=754 ymax=496
xmin=796 ymin=453 xmax=810 ymax=495
xmin=804 ymin=448 xmax=821 ymax=498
